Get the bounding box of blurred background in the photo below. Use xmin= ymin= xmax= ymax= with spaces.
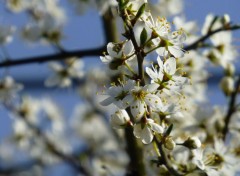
xmin=0 ymin=0 xmax=239 ymax=175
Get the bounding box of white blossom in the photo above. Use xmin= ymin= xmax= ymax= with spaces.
xmin=100 ymin=80 xmax=135 ymax=109
xmin=133 ymin=118 xmax=163 ymax=144
xmin=146 ymin=56 xmax=188 ymax=94
xmin=122 ymin=83 xmax=162 ymax=120
xmin=45 ymin=58 xmax=84 ymax=88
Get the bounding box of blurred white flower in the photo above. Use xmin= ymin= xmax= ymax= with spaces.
xmin=0 ymin=76 xmax=23 ymax=101
xmin=0 ymin=25 xmax=16 ymax=45
xmin=14 ymin=96 xmax=41 ymax=124
xmin=45 ymin=58 xmax=84 ymax=88
xmin=150 ymin=0 xmax=183 ymax=17
xmin=6 ymin=0 xmax=30 ymax=12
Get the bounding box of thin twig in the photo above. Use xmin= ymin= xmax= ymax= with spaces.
xmin=184 ymin=24 xmax=240 ymax=51
xmin=222 ymin=76 xmax=240 ymax=139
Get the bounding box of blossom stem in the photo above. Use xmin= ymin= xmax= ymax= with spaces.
xmin=125 ymin=62 xmax=137 ymax=75
xmin=144 ymin=44 xmax=161 ymax=55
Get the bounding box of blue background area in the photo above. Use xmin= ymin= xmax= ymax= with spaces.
xmin=0 ymin=0 xmax=240 ymax=175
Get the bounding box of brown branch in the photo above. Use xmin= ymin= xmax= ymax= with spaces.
xmin=0 ymin=46 xmax=105 ymax=68
xmin=184 ymin=24 xmax=240 ymax=51
xmin=222 ymin=76 xmax=240 ymax=139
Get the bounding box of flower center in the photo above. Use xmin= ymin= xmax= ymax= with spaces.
xmin=132 ymin=90 xmax=146 ymax=101
xmin=204 ymin=153 xmax=224 ymax=167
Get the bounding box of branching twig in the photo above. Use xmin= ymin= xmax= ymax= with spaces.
xmin=222 ymin=76 xmax=240 ymax=139
xmin=184 ymin=24 xmax=240 ymax=51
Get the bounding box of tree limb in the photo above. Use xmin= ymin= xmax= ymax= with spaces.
xmin=0 ymin=46 xmax=105 ymax=68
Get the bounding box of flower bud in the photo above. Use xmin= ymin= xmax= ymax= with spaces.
xmin=183 ymin=137 xmax=201 ymax=150
xmin=110 ymin=110 xmax=130 ymax=129
xmin=225 ymin=63 xmax=235 ymax=77
xmin=220 ymin=76 xmax=234 ymax=96
xmin=164 ymin=136 xmax=175 ymax=150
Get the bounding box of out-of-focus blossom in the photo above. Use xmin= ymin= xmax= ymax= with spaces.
xmin=45 ymin=58 xmax=84 ymax=88
xmin=0 ymin=76 xmax=23 ymax=102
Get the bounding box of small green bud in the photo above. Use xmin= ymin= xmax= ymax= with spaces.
xmin=225 ymin=63 xmax=235 ymax=77
xmin=165 ymin=124 xmax=173 ymax=136
xmin=183 ymin=137 xmax=201 ymax=150
xmin=220 ymin=76 xmax=234 ymax=96
xmin=164 ymin=136 xmax=175 ymax=150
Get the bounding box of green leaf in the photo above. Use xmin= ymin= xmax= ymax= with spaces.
xmin=140 ymin=28 xmax=148 ymax=46
xmin=119 ymin=0 xmax=129 ymax=10
xmin=165 ymin=124 xmax=173 ymax=136
xmin=132 ymin=3 xmax=146 ymax=25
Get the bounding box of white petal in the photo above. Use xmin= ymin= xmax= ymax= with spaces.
xmin=133 ymin=124 xmax=142 ymax=138
xmin=157 ymin=56 xmax=164 ymax=73
xmin=145 ymin=94 xmax=162 ymax=110
xmin=141 ymin=126 xmax=153 ymax=144
xmin=156 ymin=47 xmax=168 ymax=56
xmin=100 ymin=97 xmax=114 ymax=106
xmin=130 ymin=100 xmax=145 ymax=120
xmin=124 ymin=80 xmax=136 ymax=91
xmin=164 ymin=57 xmax=176 ymax=75
xmin=143 ymin=83 xmax=159 ymax=92
xmin=149 ymin=122 xmax=163 ymax=133
xmin=122 ymin=95 xmax=134 ymax=107
xmin=100 ymin=55 xmax=112 ymax=63
xmin=146 ymin=67 xmax=158 ymax=81
xmin=123 ymin=40 xmax=134 ymax=55
xmin=107 ymin=86 xmax=122 ymax=96
xmin=168 ymin=46 xmax=184 ymax=58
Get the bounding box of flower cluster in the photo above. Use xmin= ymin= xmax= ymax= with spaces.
xmin=100 ymin=0 xmax=188 ymax=146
